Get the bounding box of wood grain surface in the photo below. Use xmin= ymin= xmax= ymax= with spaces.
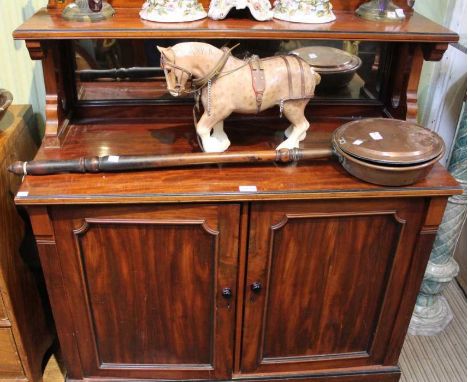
xmin=0 ymin=105 xmax=54 ymax=381
xmin=46 ymin=0 xmax=414 ymax=12
xmin=14 ymin=118 xmax=461 ymax=205
xmin=241 ymin=199 xmax=424 ymax=374
xmin=14 ymin=8 xmax=457 ymax=42
xmin=47 ymin=204 xmax=239 ymax=380
xmin=12 ymin=4 xmax=463 ymax=382
xmin=0 ymin=329 xmax=24 ymax=379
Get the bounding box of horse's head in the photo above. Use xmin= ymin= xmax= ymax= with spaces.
xmin=158 ymin=46 xmax=194 ymax=97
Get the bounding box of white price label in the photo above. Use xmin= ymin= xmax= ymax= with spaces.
xmin=17 ymin=191 xmax=29 ymax=197
xmin=239 ymin=185 xmax=258 ymax=193
xmin=387 ymin=11 xmax=397 ymax=19
xmin=108 ymin=155 xmax=120 ymax=163
xmin=370 ymin=132 xmax=384 ymax=140
xmin=308 ymin=53 xmax=318 ymax=59
xmin=353 ymin=139 xmax=364 ymax=146
xmin=395 ymin=8 xmax=405 ymax=18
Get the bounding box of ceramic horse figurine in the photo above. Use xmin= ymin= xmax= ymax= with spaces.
xmin=158 ymin=42 xmax=320 ymax=153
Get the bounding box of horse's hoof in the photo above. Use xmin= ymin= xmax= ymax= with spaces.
xmin=284 ymin=127 xmax=307 ymax=141
xmin=218 ymin=139 xmax=231 ymax=152
xmin=276 ymin=140 xmax=300 ymax=151
xmin=212 ymin=134 xmax=231 ymax=152
xmin=202 ymin=137 xmax=230 ymax=153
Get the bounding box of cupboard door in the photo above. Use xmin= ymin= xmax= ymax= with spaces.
xmin=241 ymin=199 xmax=425 ymax=375
xmin=50 ymin=204 xmax=240 ymax=380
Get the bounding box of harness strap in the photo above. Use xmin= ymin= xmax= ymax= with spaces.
xmin=160 ymin=44 xmax=240 ymax=95
xmin=291 ymin=55 xmax=306 ymax=98
xmin=249 ymin=55 xmax=266 ymax=113
xmin=192 ymin=44 xmax=240 ymax=89
xmin=279 ymin=56 xmax=293 ymax=99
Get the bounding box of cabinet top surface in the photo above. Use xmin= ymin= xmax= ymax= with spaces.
xmin=14 ymin=8 xmax=458 ymax=42
xmin=14 ymin=118 xmax=461 ymax=205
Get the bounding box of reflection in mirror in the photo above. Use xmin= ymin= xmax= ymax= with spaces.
xmin=73 ymin=39 xmax=384 ymax=104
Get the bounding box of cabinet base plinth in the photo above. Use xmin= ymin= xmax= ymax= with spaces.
xmin=66 ymin=369 xmax=401 ymax=382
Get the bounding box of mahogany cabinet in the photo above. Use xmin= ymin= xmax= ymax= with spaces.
xmin=12 ymin=2 xmax=462 ymax=382
xmin=22 ymin=187 xmax=459 ymax=382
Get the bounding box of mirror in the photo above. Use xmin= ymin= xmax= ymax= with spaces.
xmin=73 ymin=39 xmax=386 ymax=104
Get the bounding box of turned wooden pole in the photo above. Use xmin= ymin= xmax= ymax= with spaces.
xmin=8 ymin=148 xmax=334 ymax=176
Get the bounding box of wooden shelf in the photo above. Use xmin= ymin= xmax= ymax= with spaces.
xmin=15 ymin=118 xmax=461 ymax=205
xmin=14 ymin=8 xmax=458 ymax=43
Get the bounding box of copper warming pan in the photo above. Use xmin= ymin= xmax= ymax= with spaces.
xmin=332 ymin=118 xmax=445 ymax=186
xmin=290 ymin=46 xmax=362 ymax=89
xmin=8 ymin=119 xmax=444 ymax=187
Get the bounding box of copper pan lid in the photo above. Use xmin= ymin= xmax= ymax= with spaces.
xmin=291 ymin=46 xmax=362 ymax=73
xmin=333 ymin=118 xmax=445 ymax=165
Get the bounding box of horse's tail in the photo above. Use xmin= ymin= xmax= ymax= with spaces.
xmin=311 ymin=68 xmax=321 ymax=86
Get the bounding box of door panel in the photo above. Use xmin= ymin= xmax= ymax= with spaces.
xmin=0 ymin=328 xmax=25 ymax=379
xmin=77 ymin=222 xmax=214 ymax=365
xmin=51 ymin=204 xmax=240 ymax=380
xmin=241 ymin=199 xmax=424 ymax=374
xmin=0 ymin=295 xmax=7 ymax=320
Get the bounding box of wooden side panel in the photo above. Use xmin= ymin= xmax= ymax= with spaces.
xmin=383 ymin=197 xmax=449 ymax=365
xmin=49 ymin=204 xmax=240 ymax=380
xmin=35 ymin=242 xmax=84 ymax=380
xmin=384 ymin=43 xmax=425 ymax=122
xmin=0 ymin=106 xmax=54 ymax=382
xmin=0 ymin=296 xmax=6 ymax=321
xmin=241 ymin=198 xmax=425 ymax=375
xmin=0 ymin=328 xmax=25 ymax=379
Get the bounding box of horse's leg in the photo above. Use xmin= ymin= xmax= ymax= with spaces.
xmin=196 ymin=113 xmax=230 ymax=153
xmin=211 ymin=121 xmax=231 ymax=152
xmin=284 ymin=125 xmax=306 ymax=140
xmin=276 ymin=100 xmax=310 ymax=150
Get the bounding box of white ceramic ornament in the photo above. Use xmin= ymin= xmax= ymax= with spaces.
xmin=273 ymin=0 xmax=336 ymax=23
xmin=208 ymin=0 xmax=274 ymax=21
xmin=140 ymin=0 xmax=207 ymax=23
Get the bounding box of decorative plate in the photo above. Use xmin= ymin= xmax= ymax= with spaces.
xmin=140 ymin=0 xmax=208 ymax=23
xmin=273 ymin=0 xmax=336 ymax=24
xmin=208 ymin=0 xmax=274 ymax=21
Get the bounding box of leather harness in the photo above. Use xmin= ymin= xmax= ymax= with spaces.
xmin=249 ymin=55 xmax=266 ymax=113
xmin=162 ymin=45 xmax=314 ymax=117
xmin=249 ymin=54 xmax=311 ymax=113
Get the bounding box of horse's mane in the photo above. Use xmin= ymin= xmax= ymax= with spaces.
xmin=172 ymin=42 xmax=222 ymax=57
